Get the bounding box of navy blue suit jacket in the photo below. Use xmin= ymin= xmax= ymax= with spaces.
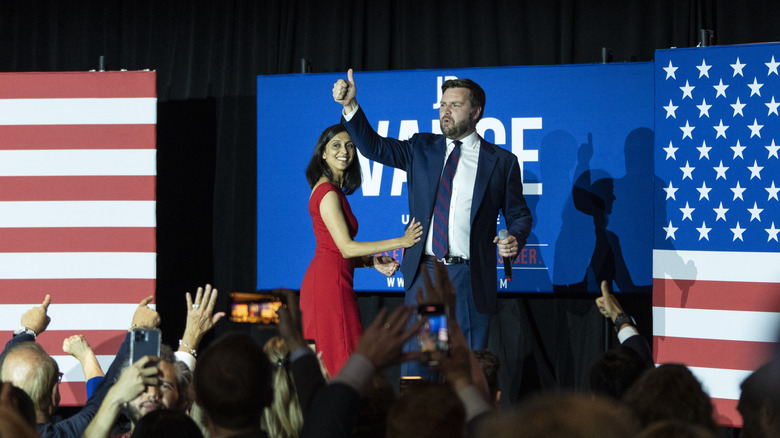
xmin=343 ymin=107 xmax=532 ymax=313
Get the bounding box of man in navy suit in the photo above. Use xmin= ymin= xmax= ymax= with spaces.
xmin=333 ymin=69 xmax=532 ymax=376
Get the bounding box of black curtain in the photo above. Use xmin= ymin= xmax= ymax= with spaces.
xmin=3 ymin=0 xmax=780 ymax=407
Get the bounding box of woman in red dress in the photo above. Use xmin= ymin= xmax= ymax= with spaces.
xmin=300 ymin=124 xmax=422 ymax=375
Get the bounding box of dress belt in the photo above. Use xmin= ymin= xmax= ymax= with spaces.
xmin=422 ymin=255 xmax=469 ymax=265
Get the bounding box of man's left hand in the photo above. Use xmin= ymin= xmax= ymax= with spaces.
xmin=493 ymin=233 xmax=519 ymax=259
xmin=373 ymin=256 xmax=400 ymax=277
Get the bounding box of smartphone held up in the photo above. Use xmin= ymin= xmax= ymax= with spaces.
xmin=130 ymin=328 xmax=161 ymax=364
xmin=417 ymin=303 xmax=449 ymax=366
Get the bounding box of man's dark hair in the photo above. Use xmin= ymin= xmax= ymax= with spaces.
xmin=589 ymin=345 xmax=650 ymax=400
xmin=305 ymin=124 xmax=362 ymax=195
xmin=441 ymin=78 xmax=486 ymax=122
xmin=622 ymin=363 xmax=719 ymax=434
xmin=132 ymin=409 xmax=204 ymax=438
xmin=476 ymin=392 xmax=639 ymax=438
xmin=740 ymin=358 xmax=780 ymax=411
xmin=194 ymin=332 xmax=273 ymax=431
xmin=738 ymin=357 xmax=780 ymax=438
xmin=351 ymin=373 xmax=396 ymax=438
xmin=386 ymin=381 xmax=465 ymax=438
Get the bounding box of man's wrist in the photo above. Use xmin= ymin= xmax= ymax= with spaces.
xmin=13 ymin=327 xmax=36 ymax=339
xmin=343 ymin=102 xmax=357 ymax=114
xmin=342 ymin=103 xmax=359 ymax=120
xmin=613 ymin=312 xmax=636 ymax=333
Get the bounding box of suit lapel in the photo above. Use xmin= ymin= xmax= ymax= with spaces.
xmin=471 ymin=137 xmax=497 ymax=225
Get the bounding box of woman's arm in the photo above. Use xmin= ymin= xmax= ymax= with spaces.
xmin=319 ymin=190 xmax=422 ymax=259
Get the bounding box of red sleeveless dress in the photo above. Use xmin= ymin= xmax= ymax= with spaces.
xmin=300 ymin=182 xmax=363 ymax=375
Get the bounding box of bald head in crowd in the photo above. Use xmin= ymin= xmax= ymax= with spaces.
xmin=0 ymin=341 xmax=61 ymax=423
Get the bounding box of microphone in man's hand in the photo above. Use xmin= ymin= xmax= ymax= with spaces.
xmin=498 ymin=229 xmax=512 ymax=281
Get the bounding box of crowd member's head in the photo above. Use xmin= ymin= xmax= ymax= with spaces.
xmin=306 ymin=124 xmax=362 ymax=194
xmin=0 ymin=381 xmax=37 ymax=438
xmin=0 ymin=383 xmax=38 ymax=438
xmin=174 ymin=360 xmax=194 ymax=411
xmin=622 ymin=363 xmax=719 ymax=434
xmin=195 ymin=332 xmax=273 ymax=436
xmin=3 ymin=384 xmax=36 ymax=428
xmin=738 ymin=358 xmax=780 ymax=438
xmin=476 ymin=391 xmax=639 ymax=438
xmin=589 ymin=345 xmax=650 ymax=400
xmin=635 ymin=419 xmax=718 ymax=438
xmin=0 ymin=341 xmax=60 ymax=422
xmin=131 ymin=408 xmax=203 ymax=438
xmin=0 ymin=410 xmax=38 ymax=438
xmin=474 ymin=349 xmax=501 ymax=408
xmin=385 ymin=381 xmax=465 ymax=438
xmin=351 ymin=373 xmax=396 ymax=438
xmin=125 ymin=345 xmax=189 ymax=421
xmin=262 ymin=336 xmax=302 ymax=438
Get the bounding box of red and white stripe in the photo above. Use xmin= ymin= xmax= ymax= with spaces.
xmin=0 ymin=71 xmax=156 ymax=406
xmin=653 ymin=249 xmax=780 ymax=427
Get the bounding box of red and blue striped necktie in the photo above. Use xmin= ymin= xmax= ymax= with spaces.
xmin=432 ymin=140 xmax=462 ymax=259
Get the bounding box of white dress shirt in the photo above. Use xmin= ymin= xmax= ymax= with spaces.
xmin=424 ymin=132 xmax=479 ymax=259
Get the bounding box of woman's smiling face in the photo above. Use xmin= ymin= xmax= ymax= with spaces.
xmin=322 ymin=131 xmax=355 ymax=176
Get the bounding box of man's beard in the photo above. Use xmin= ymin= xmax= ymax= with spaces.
xmin=440 ymin=117 xmax=471 ymax=140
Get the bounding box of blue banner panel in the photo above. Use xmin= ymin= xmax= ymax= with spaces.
xmin=258 ymin=63 xmax=653 ymax=293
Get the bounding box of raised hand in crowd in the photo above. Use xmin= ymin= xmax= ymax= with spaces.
xmin=62 ymin=334 xmax=105 ymax=382
xmin=131 ymin=295 xmax=160 ymax=330
xmin=19 ymin=294 xmax=51 ymax=337
xmin=417 ymin=262 xmax=491 ymax=400
xmin=595 ymin=279 xmax=647 ymax=343
xmin=354 ymin=305 xmax=425 ymax=370
xmin=595 ymin=280 xmax=626 ymax=325
xmin=178 ymin=284 xmax=225 ymax=357
xmin=82 ymin=356 xmax=161 ymax=438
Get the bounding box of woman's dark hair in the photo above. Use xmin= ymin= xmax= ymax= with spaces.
xmin=305 ymin=124 xmax=362 ymax=195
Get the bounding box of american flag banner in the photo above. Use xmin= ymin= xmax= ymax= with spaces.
xmin=654 ymin=44 xmax=780 ymax=427
xmin=0 ymin=72 xmax=156 ymax=406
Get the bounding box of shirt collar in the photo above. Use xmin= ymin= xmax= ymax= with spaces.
xmin=448 ymin=131 xmax=480 ymax=150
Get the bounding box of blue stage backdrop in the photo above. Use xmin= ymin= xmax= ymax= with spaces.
xmin=258 ymin=63 xmax=653 ymax=293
